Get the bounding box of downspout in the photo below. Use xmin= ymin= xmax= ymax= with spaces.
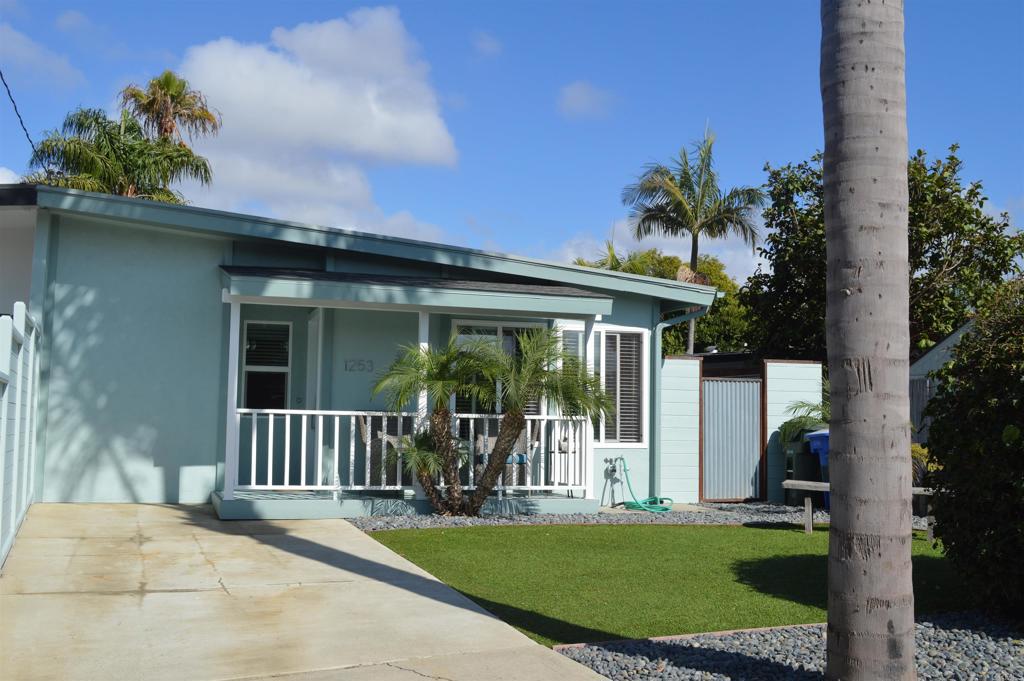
xmin=650 ymin=306 xmax=712 ymax=500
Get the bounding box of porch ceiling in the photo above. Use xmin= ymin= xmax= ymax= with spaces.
xmin=220 ymin=266 xmax=613 ymax=318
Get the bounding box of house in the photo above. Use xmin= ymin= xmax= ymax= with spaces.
xmin=0 ymin=185 xmax=821 ymax=543
xmin=909 ymin=320 xmax=974 ymax=443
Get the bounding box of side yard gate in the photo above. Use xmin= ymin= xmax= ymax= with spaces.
xmin=701 ymin=378 xmax=762 ymax=501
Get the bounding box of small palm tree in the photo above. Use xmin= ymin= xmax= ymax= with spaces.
xmin=120 ymin=70 xmax=221 ymax=142
xmin=26 ymin=108 xmax=212 ymax=204
xmin=623 ymin=131 xmax=765 ymax=353
xmin=465 ymin=328 xmax=612 ymax=515
xmin=373 ymin=338 xmax=492 ymax=515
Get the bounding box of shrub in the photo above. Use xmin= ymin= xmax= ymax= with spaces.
xmin=926 ymin=278 xmax=1024 ymax=614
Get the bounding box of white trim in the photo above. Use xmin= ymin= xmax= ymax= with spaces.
xmin=241 ymin=320 xmax=293 ymax=409
xmin=223 ymin=297 xmax=241 ymax=500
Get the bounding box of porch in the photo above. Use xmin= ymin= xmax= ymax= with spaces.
xmin=217 ymin=266 xmax=609 ymax=519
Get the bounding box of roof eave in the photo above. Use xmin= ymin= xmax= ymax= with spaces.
xmin=30 ymin=185 xmax=718 ymax=307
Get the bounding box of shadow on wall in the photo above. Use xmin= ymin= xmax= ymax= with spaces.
xmin=43 ymin=280 xmax=215 ymax=503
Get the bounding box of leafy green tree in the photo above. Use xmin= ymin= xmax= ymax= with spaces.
xmin=623 ymin=132 xmax=765 ymax=353
xmin=120 ymin=70 xmax=221 ymax=142
xmin=926 ymin=277 xmax=1023 ymax=614
xmin=668 ymin=255 xmax=750 ymax=354
xmin=576 ymin=246 xmax=750 ymax=354
xmin=25 ymin=108 xmax=212 ymax=204
xmin=742 ymin=147 xmax=1023 ymax=362
xmin=574 ymin=241 xmax=682 ymax=279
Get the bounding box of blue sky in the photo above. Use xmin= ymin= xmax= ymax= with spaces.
xmin=2 ymin=0 xmax=1021 ymax=280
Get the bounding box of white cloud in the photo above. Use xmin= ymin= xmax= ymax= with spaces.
xmin=55 ymin=10 xmax=93 ymax=33
xmin=0 ymin=166 xmax=21 ymax=184
xmin=177 ymin=9 xmax=456 ymax=241
xmin=0 ymin=23 xmax=84 ymax=88
xmin=471 ymin=30 xmax=502 ymax=57
xmin=550 ymin=217 xmax=766 ymax=283
xmin=557 ymin=80 xmax=612 ymax=120
xmin=181 ymin=9 xmax=455 ymax=165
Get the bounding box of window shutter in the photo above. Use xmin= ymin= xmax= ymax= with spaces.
xmin=617 ymin=333 xmax=643 ymax=443
xmin=604 ymin=334 xmax=618 ymax=441
xmin=245 ymin=323 xmax=289 ymax=367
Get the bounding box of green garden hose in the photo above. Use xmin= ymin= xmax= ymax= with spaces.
xmin=613 ymin=456 xmax=673 ymax=512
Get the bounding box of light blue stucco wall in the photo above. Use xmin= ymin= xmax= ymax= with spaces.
xmin=39 ymin=215 xmax=228 ymax=503
xmin=329 ymin=308 xmax=418 ymax=411
xmin=764 ymin=361 xmax=823 ymax=503
xmin=659 ymin=357 xmax=701 ymax=503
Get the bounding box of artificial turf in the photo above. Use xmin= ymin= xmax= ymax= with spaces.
xmin=372 ymin=524 xmax=964 ymax=647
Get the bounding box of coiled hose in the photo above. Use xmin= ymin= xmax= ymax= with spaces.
xmin=613 ymin=456 xmax=673 ymax=512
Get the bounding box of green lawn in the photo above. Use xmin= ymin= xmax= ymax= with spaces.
xmin=372 ymin=524 xmax=965 ymax=647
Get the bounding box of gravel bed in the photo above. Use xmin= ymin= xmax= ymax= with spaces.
xmin=558 ymin=613 xmax=1023 ymax=680
xmin=348 ymin=501 xmax=928 ymax=532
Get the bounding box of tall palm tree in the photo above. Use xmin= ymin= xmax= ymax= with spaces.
xmin=25 ymin=108 xmax=212 ymax=204
xmin=120 ymin=70 xmax=221 ymax=142
xmin=623 ymin=132 xmax=765 ymax=353
xmin=820 ymin=1 xmax=915 ymax=679
xmin=373 ymin=338 xmax=492 ymax=515
xmin=466 ymin=328 xmax=612 ymax=515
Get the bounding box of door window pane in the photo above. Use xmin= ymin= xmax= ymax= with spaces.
xmin=245 ymin=372 xmax=287 ymax=409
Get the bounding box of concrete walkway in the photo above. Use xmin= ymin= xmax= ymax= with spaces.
xmin=1 ymin=504 xmax=602 ymax=681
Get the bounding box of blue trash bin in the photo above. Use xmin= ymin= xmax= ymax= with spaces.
xmin=804 ymin=429 xmax=830 ymax=510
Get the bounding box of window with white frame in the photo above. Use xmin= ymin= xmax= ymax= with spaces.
xmin=243 ymin=322 xmax=291 ymax=409
xmin=559 ymin=326 xmax=644 ymax=444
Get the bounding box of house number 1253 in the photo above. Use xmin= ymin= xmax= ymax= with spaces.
xmin=344 ymin=359 xmax=374 ymax=372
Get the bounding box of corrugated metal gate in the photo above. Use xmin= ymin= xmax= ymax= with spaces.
xmin=702 ymin=378 xmax=762 ymax=501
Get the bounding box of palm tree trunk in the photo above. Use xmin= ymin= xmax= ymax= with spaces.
xmin=820 ymin=1 xmax=915 ymax=679
xmin=467 ymin=411 xmax=526 ymax=515
xmin=429 ymin=408 xmax=463 ymax=514
xmin=688 ymin=232 xmax=699 ymax=354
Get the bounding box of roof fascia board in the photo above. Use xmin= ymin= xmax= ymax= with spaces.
xmin=36 ymin=186 xmax=717 ymax=306
xmin=223 ymin=272 xmax=613 ymax=317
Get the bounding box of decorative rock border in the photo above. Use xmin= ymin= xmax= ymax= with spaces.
xmin=556 ymin=613 xmax=1023 ymax=680
xmin=348 ymin=501 xmax=928 ymax=532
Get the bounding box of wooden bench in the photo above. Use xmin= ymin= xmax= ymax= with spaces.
xmin=781 ymin=480 xmax=934 ymax=536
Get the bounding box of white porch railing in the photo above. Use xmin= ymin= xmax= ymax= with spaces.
xmin=225 ymin=409 xmax=590 ymax=498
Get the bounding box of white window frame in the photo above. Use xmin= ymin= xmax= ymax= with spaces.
xmin=556 ymin=321 xmax=649 ymax=449
xmin=242 ymin=320 xmax=293 ymax=409
xmin=452 ymin=319 xmax=548 ymax=414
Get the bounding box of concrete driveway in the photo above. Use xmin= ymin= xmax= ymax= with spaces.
xmin=0 ymin=504 xmax=602 ymax=681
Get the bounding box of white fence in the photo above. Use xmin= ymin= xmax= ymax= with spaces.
xmin=225 ymin=409 xmax=590 ymax=499
xmin=1 ymin=302 xmax=41 ymax=566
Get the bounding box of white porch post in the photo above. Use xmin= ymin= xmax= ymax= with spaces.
xmin=583 ymin=316 xmax=596 ymax=500
xmin=413 ymin=311 xmax=430 ymax=499
xmin=223 ymin=292 xmax=241 ymax=500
